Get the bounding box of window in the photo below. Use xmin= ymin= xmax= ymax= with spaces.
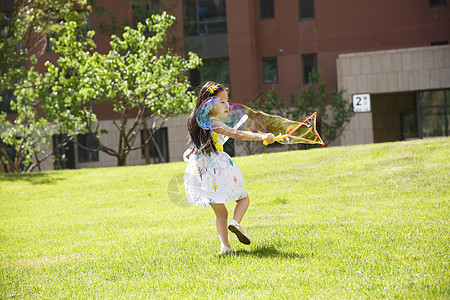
xmin=429 ymin=0 xmax=446 ymax=7
xmin=46 ymin=32 xmax=57 ymax=52
xmin=260 ymin=0 xmax=274 ymax=20
xmin=201 ymin=58 xmax=230 ymax=84
xmin=188 ymin=58 xmax=230 ymax=89
xmin=1 ymin=0 xmax=19 ymax=113
xmin=141 ymin=127 xmax=169 ymax=163
xmin=1 ymin=0 xmax=13 ymax=27
xmin=53 ymin=134 xmax=75 ymax=169
xmin=83 ymin=12 xmax=92 ymax=36
xmin=77 ymin=134 xmax=99 ymax=163
xmin=0 ymin=89 xmax=14 ymax=113
xmin=183 ymin=0 xmax=227 ymax=36
xmin=189 ymin=68 xmax=201 ymax=89
xmin=262 ymin=57 xmax=278 ymax=84
xmin=302 ymin=53 xmax=317 ymax=85
xmin=133 ymin=0 xmax=160 ymax=26
xmin=417 ymin=90 xmax=449 ymax=138
xmin=400 ymin=111 xmax=418 ymax=140
xmin=0 ymin=140 xmax=24 ymax=172
xmin=431 ymin=40 xmax=448 ymax=46
xmin=299 ymin=0 xmax=315 ymax=21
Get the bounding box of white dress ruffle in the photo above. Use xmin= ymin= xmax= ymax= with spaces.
xmin=184 ymin=135 xmax=248 ymax=208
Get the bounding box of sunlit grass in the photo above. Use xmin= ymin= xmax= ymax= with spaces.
xmin=1 ymin=137 xmax=449 ymax=298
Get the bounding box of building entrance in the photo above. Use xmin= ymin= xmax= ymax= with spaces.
xmin=372 ymin=89 xmax=450 ymax=143
xmin=371 ymin=92 xmax=416 ymax=143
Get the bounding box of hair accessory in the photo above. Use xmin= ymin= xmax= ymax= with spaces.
xmin=206 ymin=82 xmax=219 ymax=96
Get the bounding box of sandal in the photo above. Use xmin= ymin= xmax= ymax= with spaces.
xmin=228 ymin=219 xmax=251 ymax=245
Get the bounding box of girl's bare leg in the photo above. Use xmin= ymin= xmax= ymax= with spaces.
xmin=233 ymin=196 xmax=249 ymax=223
xmin=210 ymin=203 xmax=231 ymax=248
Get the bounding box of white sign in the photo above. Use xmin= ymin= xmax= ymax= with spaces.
xmin=352 ymin=93 xmax=371 ymax=112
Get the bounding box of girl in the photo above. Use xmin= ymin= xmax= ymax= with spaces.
xmin=184 ymin=81 xmax=275 ymax=255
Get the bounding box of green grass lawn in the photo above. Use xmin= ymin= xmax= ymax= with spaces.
xmin=1 ymin=138 xmax=449 ymax=299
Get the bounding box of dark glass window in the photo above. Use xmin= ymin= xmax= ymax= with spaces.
xmin=188 ymin=58 xmax=230 ymax=89
xmin=1 ymin=0 xmax=13 ymax=31
xmin=133 ymin=0 xmax=160 ymax=26
xmin=53 ymin=134 xmax=75 ymax=169
xmin=183 ymin=0 xmax=227 ymax=36
xmin=400 ymin=111 xmax=418 ymax=140
xmin=141 ymin=127 xmax=169 ymax=163
xmin=1 ymin=1 xmax=14 ymax=113
xmin=189 ymin=68 xmax=201 ymax=89
xmin=431 ymin=40 xmax=448 ymax=46
xmin=0 ymin=89 xmax=14 ymax=113
xmin=0 ymin=141 xmax=16 ymax=173
xmin=46 ymin=32 xmax=57 ymax=52
xmin=262 ymin=57 xmax=278 ymax=84
xmin=201 ymin=58 xmax=230 ymax=84
xmin=260 ymin=0 xmax=275 ymax=20
xmin=417 ymin=90 xmax=449 ymax=138
xmin=299 ymin=0 xmax=315 ymax=20
xmin=302 ymin=53 xmax=317 ymax=85
xmin=429 ymin=0 xmax=446 ymax=8
xmin=77 ymin=134 xmax=99 ymax=162
xmin=83 ymin=12 xmax=91 ymax=36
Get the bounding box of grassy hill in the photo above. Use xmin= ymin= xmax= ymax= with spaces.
xmin=1 ymin=137 xmax=449 ymax=299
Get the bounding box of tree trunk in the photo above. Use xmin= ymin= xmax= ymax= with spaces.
xmin=0 ymin=148 xmax=20 ymax=173
xmin=32 ymin=145 xmax=41 ymax=171
xmin=117 ymin=154 xmax=127 ymax=166
xmin=142 ymin=122 xmax=151 ymax=164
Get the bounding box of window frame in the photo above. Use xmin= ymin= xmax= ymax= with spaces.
xmin=259 ymin=0 xmax=275 ymax=20
xmin=141 ymin=127 xmax=169 ymax=163
xmin=430 ymin=40 xmax=449 ymax=46
xmin=429 ymin=0 xmax=447 ymax=8
xmin=77 ymin=134 xmax=99 ymax=163
xmin=416 ymin=89 xmax=450 ymax=138
xmin=183 ymin=0 xmax=227 ymax=36
xmin=262 ymin=57 xmax=279 ymax=85
xmin=301 ymin=53 xmax=317 ymax=85
xmin=299 ymin=0 xmax=315 ymax=21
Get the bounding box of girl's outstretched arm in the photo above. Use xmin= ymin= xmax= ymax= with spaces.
xmin=211 ymin=118 xmax=275 ymax=144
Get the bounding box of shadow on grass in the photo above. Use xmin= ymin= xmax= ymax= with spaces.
xmin=232 ymin=244 xmax=302 ymax=259
xmin=0 ymin=172 xmax=63 ymax=185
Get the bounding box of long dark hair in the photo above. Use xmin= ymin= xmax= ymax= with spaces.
xmin=187 ymin=81 xmax=227 ymax=154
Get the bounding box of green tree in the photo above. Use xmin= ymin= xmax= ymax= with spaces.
xmin=0 ymin=0 xmax=89 ymax=172
xmin=0 ymin=0 xmax=88 ymax=100
xmin=45 ymin=12 xmax=201 ymax=166
xmin=252 ymin=69 xmax=354 ymax=148
xmin=1 ymin=9 xmax=200 ymax=172
xmin=290 ymin=69 xmax=354 ymax=145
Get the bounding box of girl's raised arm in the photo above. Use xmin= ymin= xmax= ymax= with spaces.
xmin=211 ymin=118 xmax=275 ymax=143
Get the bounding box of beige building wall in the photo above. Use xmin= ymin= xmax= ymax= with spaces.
xmin=39 ymin=148 xmax=56 ymax=171
xmin=336 ymin=45 xmax=450 ymax=145
xmin=78 ymin=115 xmax=190 ymax=167
xmin=36 ymin=114 xmax=189 ymax=171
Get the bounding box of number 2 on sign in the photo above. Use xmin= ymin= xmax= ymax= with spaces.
xmin=352 ymin=93 xmax=370 ymax=112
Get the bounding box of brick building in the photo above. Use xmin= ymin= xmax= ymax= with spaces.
xmin=185 ymin=0 xmax=450 ymax=146
xmin=3 ymin=0 xmax=450 ymax=170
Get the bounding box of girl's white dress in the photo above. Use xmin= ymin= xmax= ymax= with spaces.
xmin=184 ymin=132 xmax=248 ymax=208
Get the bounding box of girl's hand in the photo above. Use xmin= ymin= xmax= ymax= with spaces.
xmin=262 ymin=133 xmax=276 ymax=145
